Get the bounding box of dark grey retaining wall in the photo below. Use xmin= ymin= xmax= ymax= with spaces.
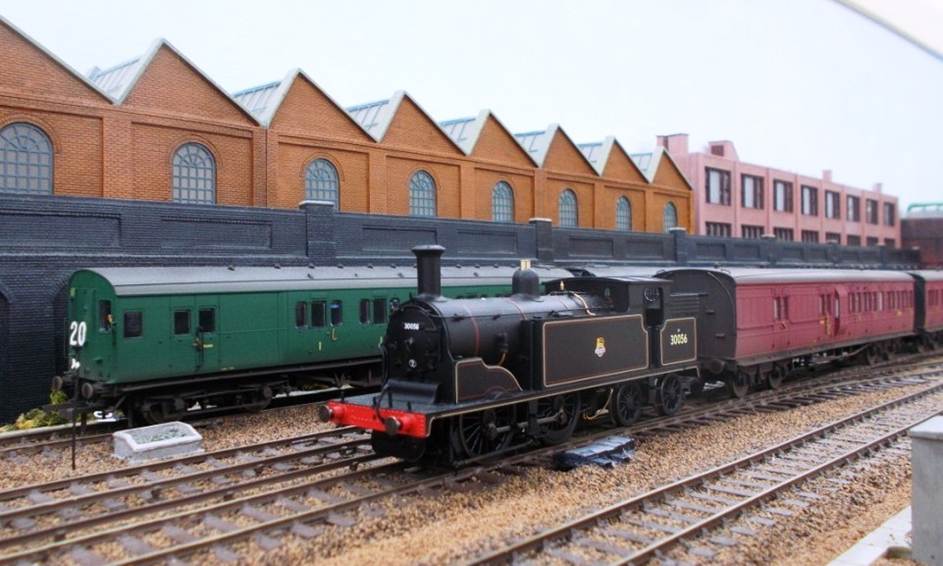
xmin=0 ymin=194 xmax=920 ymax=421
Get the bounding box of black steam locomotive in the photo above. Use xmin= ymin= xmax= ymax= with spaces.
xmin=321 ymin=245 xmax=702 ymax=464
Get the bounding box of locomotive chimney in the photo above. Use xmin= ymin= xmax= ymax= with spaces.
xmin=413 ymin=245 xmax=446 ymax=297
xmin=512 ymin=259 xmax=540 ymax=297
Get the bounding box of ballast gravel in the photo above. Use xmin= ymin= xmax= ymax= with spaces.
xmin=0 ymin=403 xmax=331 ymax=491
xmin=253 ymin=384 xmax=942 ymax=566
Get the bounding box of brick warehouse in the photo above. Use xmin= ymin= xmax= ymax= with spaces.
xmin=0 ymin=15 xmax=693 ymax=231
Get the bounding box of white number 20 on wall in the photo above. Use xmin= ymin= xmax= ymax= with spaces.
xmin=69 ymin=321 xmax=87 ymax=347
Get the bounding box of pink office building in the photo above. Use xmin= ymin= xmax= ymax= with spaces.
xmin=658 ymin=134 xmax=900 ymax=247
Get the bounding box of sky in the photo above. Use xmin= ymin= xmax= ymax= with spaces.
xmin=3 ymin=0 xmax=941 ymax=210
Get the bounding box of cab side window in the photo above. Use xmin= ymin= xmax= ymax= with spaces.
xmin=124 ymin=311 xmax=143 ymax=338
xmin=98 ymin=300 xmax=113 ymax=332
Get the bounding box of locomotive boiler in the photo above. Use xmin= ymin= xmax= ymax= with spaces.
xmin=321 ymin=246 xmax=701 ymax=464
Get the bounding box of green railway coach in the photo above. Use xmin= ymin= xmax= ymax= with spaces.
xmin=58 ymin=264 xmax=571 ymax=423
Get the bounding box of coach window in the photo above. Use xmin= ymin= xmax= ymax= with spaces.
xmin=330 ymin=300 xmax=343 ymax=326
xmin=172 ymin=143 xmax=216 ymax=204
xmin=305 ymin=159 xmax=339 ymax=207
xmin=0 ymin=122 xmax=53 ymax=195
xmin=616 ymin=197 xmax=632 ymax=231
xmin=359 ymin=299 xmax=371 ymax=324
xmin=199 ymin=308 xmax=216 ymax=332
xmin=124 ymin=311 xmax=143 ymax=338
xmin=98 ymin=300 xmax=113 ymax=332
xmin=409 ymin=170 xmax=437 ymax=217
xmin=311 ymin=301 xmax=326 ymax=328
xmin=663 ymin=202 xmax=678 ymax=232
xmin=173 ymin=310 xmax=191 ymax=335
xmin=373 ymin=298 xmax=388 ymax=324
xmin=295 ymin=302 xmax=307 ymax=328
xmin=492 ymin=181 xmax=514 ymax=223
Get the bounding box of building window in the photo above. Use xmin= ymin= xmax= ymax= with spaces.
xmin=825 ymin=191 xmax=841 ymax=219
xmin=825 ymin=232 xmax=842 ymax=244
xmin=773 ymin=227 xmax=794 ymax=241
xmin=491 ymin=181 xmax=514 ymax=223
xmin=706 ymin=222 xmax=731 ymax=237
xmin=773 ymin=180 xmax=793 ymax=212
xmin=742 ymin=225 xmax=764 ymax=239
xmin=885 ymin=238 xmax=896 ymax=248
xmin=867 ymin=236 xmax=879 ymax=247
xmin=559 ymin=189 xmax=578 ymax=227
xmin=801 ymin=185 xmax=818 ymax=216
xmin=847 ymin=235 xmax=861 ymax=246
xmin=883 ymin=202 xmax=895 ymax=226
xmin=705 ymin=168 xmax=731 ymax=205
xmin=172 ymin=143 xmax=216 ymax=204
xmin=801 ymin=230 xmax=819 ymax=243
xmin=615 ymin=197 xmax=632 ymax=231
xmin=409 ymin=170 xmax=436 ymax=217
xmin=866 ymin=199 xmax=878 ymax=224
xmin=0 ymin=122 xmax=53 ymax=195
xmin=741 ymin=175 xmax=764 ymax=209
xmin=663 ymin=202 xmax=678 ymax=232
xmin=305 ymin=159 xmax=339 ymax=207
xmin=847 ymin=195 xmax=861 ymax=222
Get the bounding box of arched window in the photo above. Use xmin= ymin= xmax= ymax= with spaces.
xmin=558 ymin=189 xmax=578 ymax=227
xmin=305 ymin=159 xmax=339 ymax=207
xmin=616 ymin=197 xmax=632 ymax=231
xmin=0 ymin=122 xmax=53 ymax=194
xmin=409 ymin=170 xmax=436 ymax=217
xmin=492 ymin=181 xmax=514 ymax=223
xmin=663 ymin=202 xmax=678 ymax=232
xmin=172 ymin=143 xmax=216 ymax=204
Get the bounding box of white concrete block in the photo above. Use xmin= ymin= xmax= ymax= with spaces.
xmin=911 ymin=416 xmax=943 ymax=566
xmin=113 ymin=422 xmax=203 ymax=463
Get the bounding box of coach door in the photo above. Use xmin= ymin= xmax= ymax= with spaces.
xmin=820 ymin=290 xmax=840 ymax=340
xmin=169 ymin=297 xmax=219 ymax=374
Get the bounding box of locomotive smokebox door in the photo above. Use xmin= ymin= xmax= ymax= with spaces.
xmin=660 ymin=317 xmax=698 ymax=365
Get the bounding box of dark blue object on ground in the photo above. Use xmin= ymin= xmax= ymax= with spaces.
xmin=553 ymin=435 xmax=637 ymax=470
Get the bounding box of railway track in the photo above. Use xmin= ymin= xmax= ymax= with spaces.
xmin=1 ymin=350 xmax=937 ymax=464
xmin=0 ymin=385 xmax=371 ymax=462
xmin=471 ymin=383 xmax=943 ymax=565
xmin=0 ymin=357 xmax=938 ymax=564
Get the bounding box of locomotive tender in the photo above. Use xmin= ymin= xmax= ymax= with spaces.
xmin=323 ymin=247 xmax=943 ymax=464
xmin=57 ymin=262 xmax=570 ymax=424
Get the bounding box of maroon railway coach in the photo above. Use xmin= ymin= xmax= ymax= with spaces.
xmin=911 ymin=270 xmax=943 ymax=345
xmin=657 ymin=268 xmax=917 ymax=396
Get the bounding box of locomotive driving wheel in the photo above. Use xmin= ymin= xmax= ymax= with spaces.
xmin=454 ymin=406 xmax=516 ymax=459
xmin=536 ymin=393 xmax=581 ymax=445
xmin=611 ymin=382 xmax=643 ymax=426
xmin=656 ymin=374 xmax=684 ymax=416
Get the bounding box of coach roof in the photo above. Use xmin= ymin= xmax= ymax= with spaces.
xmin=661 ymin=267 xmax=915 ymax=285
xmin=76 ymin=264 xmax=572 ymax=296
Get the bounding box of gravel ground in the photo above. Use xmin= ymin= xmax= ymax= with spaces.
xmin=254 ymin=383 xmax=941 ymax=565
xmin=703 ymin=446 xmax=914 ymax=566
xmin=0 ymin=404 xmax=330 ymax=490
